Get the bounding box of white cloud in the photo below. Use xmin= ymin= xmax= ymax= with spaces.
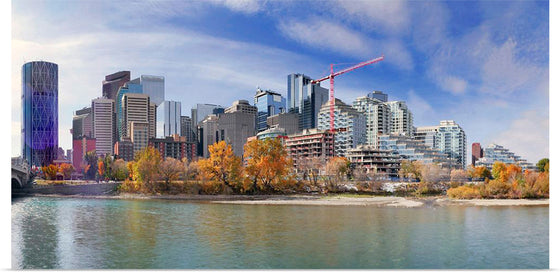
xmin=491 ymin=110 xmax=549 ymax=163
xmin=210 ymin=0 xmax=263 ymax=14
xmin=277 ymin=18 xmax=413 ymax=71
xmin=333 ymin=0 xmax=410 ymax=34
xmin=441 ymin=76 xmax=468 ymax=95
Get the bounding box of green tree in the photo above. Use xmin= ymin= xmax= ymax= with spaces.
xmin=111 ymin=159 xmax=129 ymax=181
xmin=536 ymin=158 xmax=549 ymax=173
xmin=491 ymin=161 xmax=507 ymax=182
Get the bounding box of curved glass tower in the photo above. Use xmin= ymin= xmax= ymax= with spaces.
xmin=21 ymin=61 xmax=58 ymax=167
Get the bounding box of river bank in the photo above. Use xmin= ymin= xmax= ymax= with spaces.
xmin=17 ymin=193 xmax=549 ymax=207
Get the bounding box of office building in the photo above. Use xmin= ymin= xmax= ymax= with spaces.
xmin=352 ymin=94 xmax=391 ymax=148
xmin=285 ymin=129 xmax=335 ymax=170
xmin=287 ymin=73 xmax=329 ymax=129
xmin=198 ymin=114 xmax=219 ymax=158
xmin=21 ymin=61 xmax=59 ymax=167
xmin=346 ymin=146 xmax=401 ymax=177
xmin=267 ymin=112 xmax=300 ymax=135
xmin=472 ymin=142 xmax=483 ymax=166
xmin=434 ymin=120 xmax=466 ymax=169
xmin=215 ymin=111 xmax=256 ymax=157
xmin=157 ymin=100 xmax=181 ymax=137
xmin=254 ymin=88 xmax=286 ymax=132
xmin=130 ymin=75 xmax=164 ymax=106
xmin=474 ymin=143 xmax=536 ymax=171
xmin=120 ymin=93 xmax=150 ymax=140
xmin=225 ymin=100 xmax=257 ymax=116
xmin=115 ymin=82 xmax=143 ymax=141
xmin=149 ymin=102 xmax=157 ymax=139
xmin=114 ymin=138 xmax=134 ymax=162
xmin=92 ymin=97 xmax=115 ymax=156
xmin=72 ymin=107 xmax=93 ymax=140
xmin=385 ymin=101 xmax=413 ymax=136
xmin=102 ymin=71 xmax=130 ymax=101
xmin=317 ymin=98 xmax=366 ymax=157
xmin=149 ymin=134 xmax=196 ymax=162
xmin=130 ymin=122 xmax=150 ymax=155
xmin=72 ymin=136 xmax=96 ymax=171
xmin=180 ymin=116 xmax=196 ymax=143
xmin=191 ymin=103 xmax=225 ymax=128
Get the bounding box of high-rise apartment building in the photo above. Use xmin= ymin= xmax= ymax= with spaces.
xmin=318 ymin=99 xmax=366 ymax=157
xmin=474 ymin=143 xmax=536 ymax=171
xmin=92 ymin=98 xmax=115 ymax=156
xmin=385 ymin=101 xmax=413 ymax=136
xmin=352 ymin=94 xmax=391 ymax=148
xmin=254 ymin=88 xmax=286 ymax=132
xmin=102 ymin=71 xmax=130 ymax=101
xmin=114 ymin=138 xmax=134 ymax=162
xmin=434 ymin=120 xmax=466 ymax=169
xmin=130 ymin=75 xmax=164 ymax=106
xmin=346 ymin=146 xmax=400 ymax=177
xmin=378 ymin=134 xmax=459 ymax=169
xmin=21 ymin=61 xmax=59 ymax=167
xmin=157 ymin=100 xmax=181 ymax=137
xmin=414 ymin=126 xmax=439 ymax=149
xmin=120 ymin=93 xmax=151 ymax=140
xmin=149 ymin=134 xmax=196 ymax=162
xmin=367 ymin=91 xmax=388 ymax=102
xmin=287 ymin=73 xmax=329 ymax=129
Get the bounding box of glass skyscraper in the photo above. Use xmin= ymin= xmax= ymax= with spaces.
xmin=287 ymin=73 xmax=328 ymax=130
xmin=115 ymin=82 xmax=143 ymax=141
xmin=254 ymin=88 xmax=286 ymax=132
xmin=21 ymin=61 xmax=58 ymax=167
xmin=131 ymin=75 xmax=165 ymax=106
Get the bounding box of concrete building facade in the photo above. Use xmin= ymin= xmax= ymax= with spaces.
xmin=285 ymin=129 xmax=335 ymax=170
xmin=385 ymin=101 xmax=413 ymax=136
xmin=92 ymin=97 xmax=115 ymax=156
xmin=352 ymin=95 xmax=391 ymax=148
xmin=317 ymin=99 xmax=366 ymax=157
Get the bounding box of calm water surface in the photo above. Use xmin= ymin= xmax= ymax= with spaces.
xmin=11 ymin=197 xmax=548 ymax=269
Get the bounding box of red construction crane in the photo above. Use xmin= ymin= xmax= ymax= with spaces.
xmin=311 ymin=55 xmax=384 ymax=133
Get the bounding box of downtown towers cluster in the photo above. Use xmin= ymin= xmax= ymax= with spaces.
xmin=22 ymin=61 xmax=473 ymax=178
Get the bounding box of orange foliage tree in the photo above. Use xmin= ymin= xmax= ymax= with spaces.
xmin=41 ymin=164 xmax=59 ymax=180
xmin=244 ymin=138 xmax=295 ymax=193
xmin=97 ymin=161 xmax=105 ymax=180
xmin=198 ymin=141 xmax=243 ymax=192
xmin=59 ymin=163 xmax=74 ymax=180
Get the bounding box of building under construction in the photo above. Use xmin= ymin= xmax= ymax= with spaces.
xmin=346 ymin=145 xmax=401 ymax=178
xmin=285 ymin=129 xmax=335 ymax=170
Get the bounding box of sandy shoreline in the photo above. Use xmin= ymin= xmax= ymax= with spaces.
xmin=17 ymin=193 xmax=548 ymax=207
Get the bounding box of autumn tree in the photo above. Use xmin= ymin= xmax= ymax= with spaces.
xmin=182 ymin=159 xmax=199 ymax=181
xmin=450 ymin=169 xmax=468 ymax=182
xmin=159 ymin=157 xmax=184 ymax=189
xmin=83 ymin=151 xmax=98 ymax=180
xmin=97 ymin=161 xmax=105 ymax=180
xmin=198 ymin=141 xmax=243 ymax=192
xmin=244 ymin=138 xmax=295 ymax=193
xmin=102 ymin=155 xmax=114 ymax=180
xmin=41 ymin=164 xmax=58 ymax=180
xmin=133 ymin=146 xmax=162 ymax=191
xmin=491 ymin=161 xmax=507 ymax=182
xmin=399 ymin=160 xmax=422 ymax=181
xmin=467 ymin=165 xmax=491 ymax=180
xmin=59 ymin=163 xmax=74 ymax=180
xmin=111 ymin=159 xmax=128 ymax=181
xmin=536 ymin=158 xmax=549 ymax=173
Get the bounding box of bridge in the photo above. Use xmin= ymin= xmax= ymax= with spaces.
xmin=12 ymin=157 xmax=32 ymax=190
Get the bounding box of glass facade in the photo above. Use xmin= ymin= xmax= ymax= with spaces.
xmin=317 ymin=99 xmax=366 ymax=157
xmin=157 ymin=100 xmax=181 ymax=137
xmin=116 ymin=83 xmax=143 ymax=141
xmin=287 ymin=74 xmax=328 ymax=129
xmin=21 ymin=61 xmax=59 ymax=167
xmin=254 ymin=88 xmax=286 ymax=132
xmin=434 ymin=120 xmax=466 ymax=169
xmin=131 ymin=75 xmax=164 ymax=106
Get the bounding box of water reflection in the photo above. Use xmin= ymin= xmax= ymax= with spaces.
xmin=12 ymin=197 xmax=549 ymax=269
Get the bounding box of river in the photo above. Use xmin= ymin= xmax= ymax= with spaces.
xmin=11 ymin=196 xmax=548 ymax=269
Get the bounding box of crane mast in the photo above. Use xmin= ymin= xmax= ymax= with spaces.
xmin=311 ymin=55 xmax=384 ymax=133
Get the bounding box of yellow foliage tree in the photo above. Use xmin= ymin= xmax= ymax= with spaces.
xmin=244 ymin=138 xmax=295 ymax=193
xmin=491 ymin=161 xmax=507 ymax=182
xmin=198 ymin=141 xmax=243 ymax=192
xmin=133 ymin=146 xmax=162 ymax=191
xmin=59 ymin=163 xmax=74 ymax=180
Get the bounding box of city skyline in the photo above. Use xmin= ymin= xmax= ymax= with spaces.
xmin=11 ymin=1 xmax=549 ymax=163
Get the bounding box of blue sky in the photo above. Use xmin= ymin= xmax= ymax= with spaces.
xmin=10 ymin=0 xmax=550 ymax=163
